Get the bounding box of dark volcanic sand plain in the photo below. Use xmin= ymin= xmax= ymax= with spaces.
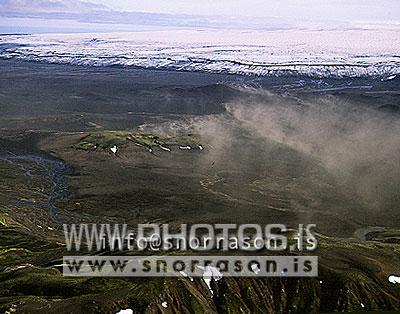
xmin=0 ymin=59 xmax=400 ymax=313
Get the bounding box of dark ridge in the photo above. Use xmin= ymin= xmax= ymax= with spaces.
xmin=378 ymin=104 xmax=400 ymax=113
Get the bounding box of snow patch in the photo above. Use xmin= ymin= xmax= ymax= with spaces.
xmin=388 ymin=275 xmax=400 ymax=284
xmin=251 ymin=263 xmax=260 ymax=274
xmin=160 ymin=145 xmax=171 ymax=152
xmin=110 ymin=145 xmax=118 ymax=154
xmin=179 ymin=270 xmax=194 ymax=281
xmin=384 ymin=74 xmax=397 ymax=81
xmin=197 ymin=265 xmax=223 ymax=295
xmin=116 ymin=309 xmax=133 ymax=314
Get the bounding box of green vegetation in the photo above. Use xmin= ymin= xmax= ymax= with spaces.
xmin=74 ymin=131 xmax=202 ymax=152
xmin=75 ymin=131 xmax=129 ymax=150
xmin=0 ymin=214 xmax=8 ymax=227
xmin=0 ymin=247 xmax=31 ymax=256
xmin=316 ymin=232 xmax=400 ymax=251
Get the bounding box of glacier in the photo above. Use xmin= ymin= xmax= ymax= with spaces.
xmin=0 ymin=29 xmax=399 ymax=78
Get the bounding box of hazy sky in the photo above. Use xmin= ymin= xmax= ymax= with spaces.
xmin=90 ymin=0 xmax=400 ymax=21
xmin=1 ymin=0 xmax=399 ymax=33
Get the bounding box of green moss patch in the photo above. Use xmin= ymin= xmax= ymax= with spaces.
xmin=74 ymin=131 xmax=202 ymax=152
xmin=0 ymin=214 xmax=8 ymax=227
